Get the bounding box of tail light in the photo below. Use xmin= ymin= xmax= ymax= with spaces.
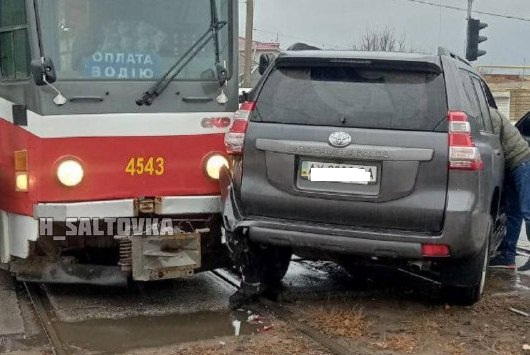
xmin=225 ymin=101 xmax=256 ymax=155
xmin=422 ymin=244 xmax=450 ymax=257
xmin=448 ymin=111 xmax=484 ymax=170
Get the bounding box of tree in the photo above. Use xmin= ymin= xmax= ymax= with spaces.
xmin=353 ymin=26 xmax=407 ymax=52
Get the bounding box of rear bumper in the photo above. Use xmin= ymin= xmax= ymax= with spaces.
xmin=33 ymin=196 xmax=221 ymax=219
xmin=220 ymin=167 xmax=491 ymax=260
xmin=249 ymin=222 xmax=423 ymax=258
xmin=239 ymin=211 xmax=487 ymax=259
xmin=222 ymin=182 xmax=489 ymax=261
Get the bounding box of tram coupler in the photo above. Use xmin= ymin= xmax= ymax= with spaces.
xmin=114 ymin=226 xmax=209 ymax=281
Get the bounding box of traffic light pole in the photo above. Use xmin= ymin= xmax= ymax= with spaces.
xmin=465 ymin=0 xmax=473 ymax=53
xmin=467 ymin=0 xmax=473 ymax=20
xmin=465 ymin=0 xmax=488 ymax=62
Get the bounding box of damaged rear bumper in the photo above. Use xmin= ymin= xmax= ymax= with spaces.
xmin=220 ymin=169 xmax=489 ymax=261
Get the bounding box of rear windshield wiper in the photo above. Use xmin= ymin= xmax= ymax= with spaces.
xmin=136 ymin=0 xmax=227 ymax=106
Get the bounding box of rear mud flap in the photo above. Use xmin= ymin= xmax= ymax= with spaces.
xmin=440 ymin=239 xmax=488 ymax=287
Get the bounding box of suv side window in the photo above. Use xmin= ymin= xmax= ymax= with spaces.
xmin=471 ymin=76 xmax=493 ymax=132
xmin=481 ymin=81 xmax=498 ymax=109
xmin=0 ymin=0 xmax=31 ymax=81
xmin=459 ymin=70 xmax=485 ymax=131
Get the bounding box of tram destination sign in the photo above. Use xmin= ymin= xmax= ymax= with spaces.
xmin=83 ymin=51 xmax=162 ymax=79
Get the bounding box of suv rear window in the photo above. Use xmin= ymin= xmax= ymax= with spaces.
xmin=253 ymin=64 xmax=448 ymax=131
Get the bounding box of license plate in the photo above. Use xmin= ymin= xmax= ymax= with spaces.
xmin=300 ymin=161 xmax=377 ymax=184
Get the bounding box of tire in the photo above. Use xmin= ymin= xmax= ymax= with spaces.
xmin=442 ymin=237 xmax=490 ymax=306
xmin=257 ymin=244 xmax=292 ymax=287
xmin=226 ymin=230 xmax=292 ymax=286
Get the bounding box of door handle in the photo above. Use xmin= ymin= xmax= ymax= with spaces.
xmin=69 ymin=96 xmax=105 ymax=103
xmin=182 ymin=96 xmax=213 ymax=103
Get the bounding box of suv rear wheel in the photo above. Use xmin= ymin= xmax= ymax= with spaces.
xmin=257 ymin=244 xmax=292 ymax=286
xmin=441 ymin=236 xmax=490 ymax=306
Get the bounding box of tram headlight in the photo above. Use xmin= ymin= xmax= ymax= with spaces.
xmin=57 ymin=159 xmax=84 ymax=187
xmin=204 ymin=154 xmax=229 ymax=180
xmin=15 ymin=172 xmax=28 ymax=192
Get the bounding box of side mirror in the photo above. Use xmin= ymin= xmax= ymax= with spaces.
xmin=216 ymin=64 xmax=228 ymax=86
xmin=258 ymin=54 xmax=273 ymax=75
xmin=31 ymin=57 xmax=57 ymax=86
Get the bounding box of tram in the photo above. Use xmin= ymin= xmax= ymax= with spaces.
xmin=0 ymin=0 xmax=238 ymax=284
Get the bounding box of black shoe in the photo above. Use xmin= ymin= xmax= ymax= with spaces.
xmin=489 ymin=255 xmax=517 ymax=270
xmin=519 ymin=258 xmax=530 ymax=272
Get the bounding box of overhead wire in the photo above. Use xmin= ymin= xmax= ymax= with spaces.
xmin=241 ymin=0 xmax=530 ymax=51
xmin=393 ymin=0 xmax=530 ymax=22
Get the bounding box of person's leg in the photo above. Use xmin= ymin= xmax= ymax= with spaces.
xmin=514 ymin=162 xmax=530 ymax=269
xmin=491 ymin=172 xmax=521 ymax=268
xmin=524 ymin=218 xmax=530 ymax=270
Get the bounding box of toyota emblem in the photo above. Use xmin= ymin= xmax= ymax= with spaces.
xmin=328 ymin=132 xmax=352 ymax=148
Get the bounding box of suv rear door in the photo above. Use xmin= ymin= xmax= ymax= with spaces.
xmin=241 ymin=56 xmax=449 ymax=232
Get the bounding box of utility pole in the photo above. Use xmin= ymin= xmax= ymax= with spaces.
xmin=243 ymin=0 xmax=255 ymax=88
xmin=467 ymin=0 xmax=473 ymax=19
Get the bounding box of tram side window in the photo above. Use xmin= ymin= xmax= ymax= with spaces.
xmin=0 ymin=0 xmax=31 ymax=80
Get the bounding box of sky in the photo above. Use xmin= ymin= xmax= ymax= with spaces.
xmin=238 ymin=0 xmax=530 ymax=66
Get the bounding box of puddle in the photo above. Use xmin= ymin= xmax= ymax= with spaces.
xmin=488 ymin=255 xmax=530 ymax=294
xmin=53 ymin=311 xmax=261 ymax=354
xmin=44 ymin=273 xmax=235 ymax=322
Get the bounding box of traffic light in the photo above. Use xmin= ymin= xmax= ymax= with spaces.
xmin=466 ymin=18 xmax=488 ymax=61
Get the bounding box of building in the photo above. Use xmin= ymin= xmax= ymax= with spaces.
xmin=483 ymin=72 xmax=530 ymax=122
xmin=239 ymin=37 xmax=281 ymax=88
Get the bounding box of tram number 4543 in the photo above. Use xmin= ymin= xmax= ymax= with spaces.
xmin=125 ymin=157 xmax=165 ymax=176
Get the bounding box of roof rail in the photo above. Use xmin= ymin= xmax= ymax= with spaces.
xmin=437 ymin=47 xmax=471 ymax=66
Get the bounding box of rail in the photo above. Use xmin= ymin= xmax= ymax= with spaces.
xmin=23 ymin=282 xmax=66 ymax=355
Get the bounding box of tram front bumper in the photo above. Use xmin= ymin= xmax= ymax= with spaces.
xmin=34 ymin=196 xmax=221 ymax=219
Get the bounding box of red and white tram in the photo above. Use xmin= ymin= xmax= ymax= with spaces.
xmin=0 ymin=0 xmax=238 ymax=284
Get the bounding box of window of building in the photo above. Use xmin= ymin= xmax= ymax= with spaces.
xmin=0 ymin=0 xmax=31 ymax=80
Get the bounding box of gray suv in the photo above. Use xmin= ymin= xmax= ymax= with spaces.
xmin=220 ymin=47 xmax=506 ymax=305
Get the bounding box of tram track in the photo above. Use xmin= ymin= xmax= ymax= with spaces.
xmin=23 ymin=282 xmax=66 ymax=355
xmin=210 ymin=267 xmax=362 ymax=355
xmin=24 ymin=265 xmax=341 ymax=355
xmin=211 ymin=251 xmax=530 ymax=355
xmin=19 ymin=255 xmax=528 ymax=355
xmin=22 ymin=266 xmax=353 ymax=355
